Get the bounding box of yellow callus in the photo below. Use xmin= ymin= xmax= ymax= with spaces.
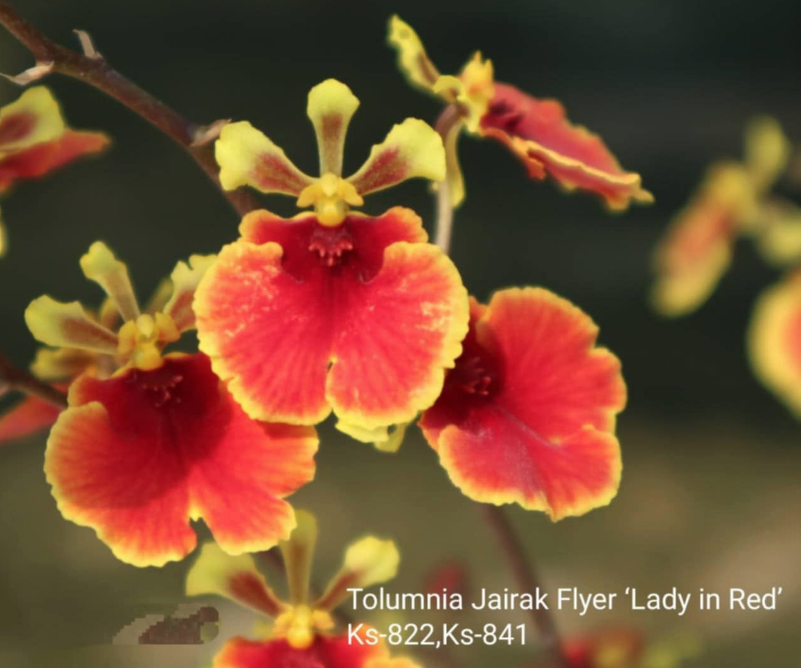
xmin=273 ymin=605 xmax=334 ymax=650
xmin=117 ymin=313 xmax=180 ymax=371
xmin=297 ymin=173 xmax=364 ymax=227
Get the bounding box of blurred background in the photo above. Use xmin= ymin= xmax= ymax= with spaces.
xmin=0 ymin=0 xmax=799 ymax=666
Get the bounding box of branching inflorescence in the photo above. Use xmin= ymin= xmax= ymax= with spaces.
xmin=0 ymin=5 xmax=665 ymax=668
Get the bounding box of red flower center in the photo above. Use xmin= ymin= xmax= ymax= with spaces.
xmin=308 ymin=226 xmax=354 ymax=268
xmin=455 ymin=355 xmax=493 ymax=396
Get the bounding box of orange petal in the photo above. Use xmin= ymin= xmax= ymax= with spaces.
xmin=479 ymin=83 xmax=652 ymax=210
xmin=195 ymin=208 xmax=468 ymax=433
xmin=45 ymin=354 xmax=317 ymax=567
xmin=0 ymin=395 xmax=62 ymax=444
xmin=212 ymin=633 xmax=386 ymax=668
xmin=748 ymin=272 xmax=801 ymax=417
xmin=420 ymin=288 xmax=625 ymax=519
xmin=0 ymin=130 xmax=109 ymax=193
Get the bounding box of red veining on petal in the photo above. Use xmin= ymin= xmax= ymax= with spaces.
xmin=196 ymin=207 xmax=468 ymax=428
xmin=420 ymin=288 xmax=625 ymax=518
xmin=0 ymin=112 xmax=36 ymax=147
xmin=253 ymin=153 xmax=312 ymax=194
xmin=228 ymin=572 xmax=284 ymax=617
xmin=46 ymin=353 xmax=316 ymax=566
xmin=348 ymin=147 xmax=405 ymax=194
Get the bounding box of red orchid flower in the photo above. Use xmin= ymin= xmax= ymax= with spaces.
xmin=388 ymin=17 xmax=652 ymax=211
xmin=195 ymin=79 xmax=469 ymax=443
xmin=419 ymin=288 xmax=626 ymax=519
xmin=0 ymin=86 xmax=109 ymax=255
xmin=24 ymin=242 xmax=317 ymax=566
xmin=186 ymin=510 xmax=420 ymax=668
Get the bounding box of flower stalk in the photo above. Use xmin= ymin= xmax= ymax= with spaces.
xmin=433 ymin=104 xmax=464 ymax=253
xmin=481 ymin=505 xmax=569 ymax=668
xmin=432 ymin=105 xmax=571 ymax=665
xmin=0 ymin=351 xmax=67 ymax=408
xmin=0 ymin=1 xmax=259 ymax=217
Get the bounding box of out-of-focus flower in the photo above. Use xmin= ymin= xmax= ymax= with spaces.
xmin=196 ymin=79 xmax=468 ymax=443
xmin=561 ymin=627 xmax=644 ymax=668
xmin=25 ymin=242 xmax=318 ymax=566
xmin=748 ymin=269 xmax=801 ymax=417
xmin=419 ymin=288 xmax=625 ymax=519
xmin=387 ymin=16 xmax=652 ymax=210
xmin=531 ymin=627 xmax=698 ymax=668
xmin=187 ymin=510 xmax=419 ymax=668
xmin=754 ymin=198 xmax=801 ymax=267
xmin=0 ymin=87 xmax=109 ymax=255
xmin=651 ymin=117 xmax=791 ymax=316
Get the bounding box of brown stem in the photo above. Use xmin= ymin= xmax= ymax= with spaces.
xmin=0 ymin=351 xmax=67 ymax=408
xmin=481 ymin=505 xmax=569 ymax=668
xmin=433 ymin=104 xmax=465 ymax=254
xmin=0 ymin=1 xmax=259 ymax=217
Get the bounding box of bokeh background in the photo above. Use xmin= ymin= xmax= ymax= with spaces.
xmin=1 ymin=0 xmax=799 ymax=666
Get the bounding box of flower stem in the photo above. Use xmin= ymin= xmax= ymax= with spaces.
xmin=0 ymin=351 xmax=67 ymax=408
xmin=433 ymin=105 xmax=464 ymax=254
xmin=0 ymin=1 xmax=259 ymax=218
xmin=481 ymin=505 xmax=569 ymax=668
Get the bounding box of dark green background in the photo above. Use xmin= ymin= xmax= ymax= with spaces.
xmin=0 ymin=1 xmax=799 ymax=667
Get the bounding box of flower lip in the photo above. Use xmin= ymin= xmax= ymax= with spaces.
xmin=196 ymin=207 xmax=469 ymax=432
xmin=46 ymin=353 xmax=318 ymax=567
xmin=420 ymin=288 xmax=626 ymax=519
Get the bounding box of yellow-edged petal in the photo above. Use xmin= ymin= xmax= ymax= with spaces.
xmin=215 ymin=121 xmax=314 ymax=195
xmin=79 ymin=242 xmax=140 ymax=322
xmin=334 ymin=420 xmax=409 ymax=453
xmin=347 ymin=118 xmax=445 ymax=196
xmin=342 ymin=536 xmax=400 ymax=587
xmin=315 ymin=535 xmax=399 ymax=611
xmin=163 ymin=254 xmax=216 ymax=332
xmin=307 ymin=79 xmax=360 ymax=176
xmin=25 ymin=296 xmax=118 ymax=354
xmin=0 ymin=87 xmax=65 ymax=154
xmin=387 ymin=15 xmax=441 ymax=93
xmin=30 ymin=347 xmax=99 ymax=382
xmin=186 ymin=542 xmax=285 ymax=617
